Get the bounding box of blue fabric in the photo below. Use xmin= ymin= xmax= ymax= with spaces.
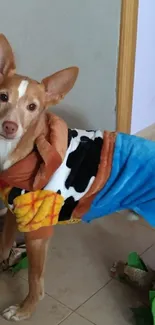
xmin=82 ymin=133 xmax=155 ymax=227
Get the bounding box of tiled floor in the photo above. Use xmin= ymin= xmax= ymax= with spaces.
xmin=0 ymin=212 xmax=155 ymax=324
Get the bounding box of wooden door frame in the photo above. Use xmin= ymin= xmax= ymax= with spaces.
xmin=116 ymin=0 xmax=139 ymax=133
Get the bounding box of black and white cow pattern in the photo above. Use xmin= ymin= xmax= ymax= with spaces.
xmin=8 ymin=128 xmax=103 ymax=222
xmin=8 ymin=188 xmax=29 ymax=211
xmin=45 ymin=128 xmax=103 ymax=220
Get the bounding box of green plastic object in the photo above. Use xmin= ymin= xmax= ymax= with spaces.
xmin=150 ymin=292 xmax=155 ymax=325
xmin=131 ymin=288 xmax=155 ymax=325
xmin=127 ymin=252 xmax=148 ymax=271
xmin=10 ymin=252 xmax=28 ymax=274
xmin=126 ymin=253 xmax=155 ymax=325
xmin=150 ymin=292 xmax=155 ymax=304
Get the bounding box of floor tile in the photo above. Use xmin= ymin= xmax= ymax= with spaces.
xmin=0 ymin=273 xmax=27 ymax=310
xmin=0 ymin=273 xmax=71 ymax=325
xmin=77 ymin=280 xmax=139 ymax=325
xmin=44 ymin=223 xmax=110 ymax=310
xmin=93 ymin=213 xmax=155 ymax=262
xmin=118 ymin=209 xmax=155 ymax=229
xmin=60 ymin=313 xmax=94 ymax=325
xmin=142 ymin=244 xmax=155 ymax=269
xmin=19 ymin=214 xmax=155 ymax=310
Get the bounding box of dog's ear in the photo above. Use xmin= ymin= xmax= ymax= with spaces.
xmin=0 ymin=34 xmax=16 ymax=82
xmin=41 ymin=67 xmax=79 ymax=106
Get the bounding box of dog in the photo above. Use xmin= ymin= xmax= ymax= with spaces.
xmin=0 ymin=34 xmax=80 ymax=321
xmin=0 ymin=34 xmax=155 ymax=321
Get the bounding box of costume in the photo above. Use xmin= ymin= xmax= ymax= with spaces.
xmin=0 ymin=113 xmax=154 ymax=239
xmin=82 ymin=133 xmax=155 ymax=227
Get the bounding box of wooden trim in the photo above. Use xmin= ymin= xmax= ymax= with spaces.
xmin=116 ymin=0 xmax=139 ymax=133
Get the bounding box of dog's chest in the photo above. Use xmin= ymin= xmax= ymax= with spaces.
xmin=0 ymin=138 xmax=19 ymax=171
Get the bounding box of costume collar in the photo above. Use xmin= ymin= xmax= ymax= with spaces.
xmin=0 ymin=112 xmax=68 ymax=191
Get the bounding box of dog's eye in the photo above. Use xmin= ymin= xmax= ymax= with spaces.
xmin=27 ymin=103 xmax=37 ymax=111
xmin=0 ymin=93 xmax=8 ymax=102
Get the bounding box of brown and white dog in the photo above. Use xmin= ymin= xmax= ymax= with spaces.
xmin=0 ymin=34 xmax=79 ymax=321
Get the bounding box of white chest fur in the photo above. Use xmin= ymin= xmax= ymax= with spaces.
xmin=0 ymin=138 xmax=19 ymax=170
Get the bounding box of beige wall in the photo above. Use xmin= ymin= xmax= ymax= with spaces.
xmin=1 ymin=0 xmax=121 ymax=130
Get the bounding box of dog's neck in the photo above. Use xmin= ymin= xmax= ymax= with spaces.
xmin=0 ymin=112 xmax=48 ymax=171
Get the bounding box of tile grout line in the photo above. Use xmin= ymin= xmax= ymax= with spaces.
xmin=74 ymin=278 xmax=112 ymax=313
xmin=57 ymin=310 xmax=96 ymax=325
xmin=78 ymin=313 xmax=96 ymax=325
xmin=18 ymin=274 xmax=113 ymax=314
xmin=46 ymin=279 xmax=113 ymax=313
xmin=18 ymin=241 xmax=154 ymax=317
xmin=75 ymin=312 xmax=97 ymax=325
xmin=18 ymin=274 xmax=74 ymax=312
xmin=140 ymin=243 xmax=154 ymax=257
xmin=57 ymin=311 xmax=74 ymax=325
xmin=45 ymin=291 xmax=73 ymax=311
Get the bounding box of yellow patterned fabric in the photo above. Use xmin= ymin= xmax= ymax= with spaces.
xmin=0 ymin=184 xmax=81 ymax=232
xmin=58 ymin=219 xmax=81 ymax=225
xmin=13 ymin=190 xmax=64 ymax=232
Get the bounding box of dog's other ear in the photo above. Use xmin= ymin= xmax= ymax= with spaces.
xmin=0 ymin=34 xmax=16 ymax=82
xmin=41 ymin=67 xmax=79 ymax=106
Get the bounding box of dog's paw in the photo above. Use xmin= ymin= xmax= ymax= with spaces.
xmin=2 ymin=305 xmax=19 ymax=321
xmin=2 ymin=305 xmax=30 ymax=321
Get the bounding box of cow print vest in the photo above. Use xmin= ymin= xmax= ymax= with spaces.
xmin=44 ymin=128 xmax=103 ymax=221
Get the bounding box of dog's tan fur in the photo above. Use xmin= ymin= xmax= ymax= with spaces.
xmin=0 ymin=34 xmax=79 ymax=321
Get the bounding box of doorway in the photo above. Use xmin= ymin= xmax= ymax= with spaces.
xmin=116 ymin=0 xmax=139 ymax=133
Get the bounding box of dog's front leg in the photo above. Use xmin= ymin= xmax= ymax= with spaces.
xmin=2 ymin=236 xmax=49 ymax=321
xmin=0 ymin=209 xmax=17 ymax=262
